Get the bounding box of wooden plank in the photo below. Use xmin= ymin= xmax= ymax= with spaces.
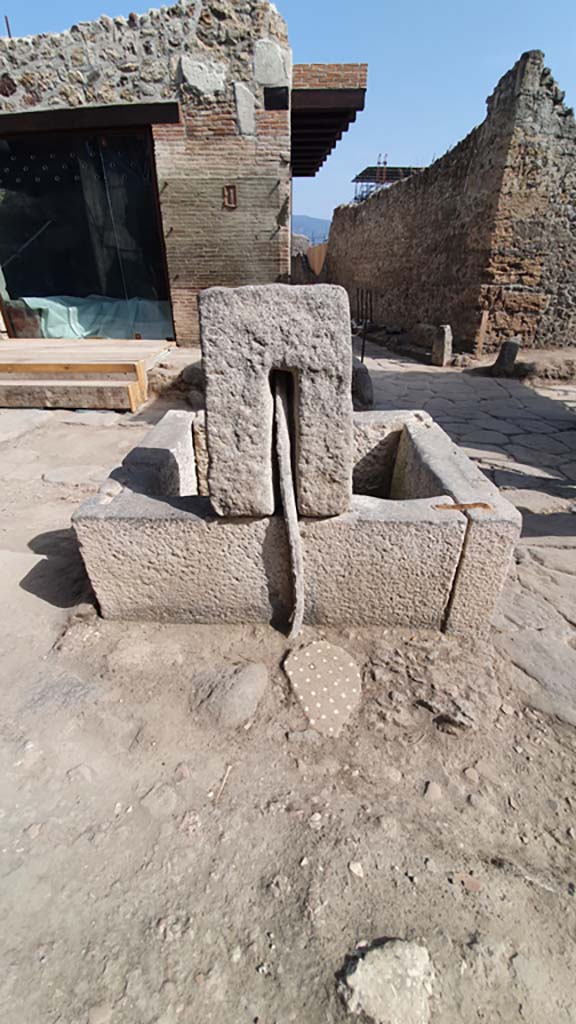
xmin=291 ymin=88 xmax=365 ymax=112
xmin=0 ymin=338 xmax=166 ymax=346
xmin=127 ymin=380 xmax=142 ymax=414
xmin=0 ymin=361 xmax=144 ymax=375
xmin=134 ymin=360 xmax=148 ymax=404
xmin=0 ymin=339 xmax=170 ymax=371
xmin=0 ymin=353 xmax=149 ymax=411
xmin=0 ymin=340 xmax=166 ymax=351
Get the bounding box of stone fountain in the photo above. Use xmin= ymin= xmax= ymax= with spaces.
xmin=74 ymin=285 xmax=521 ymax=638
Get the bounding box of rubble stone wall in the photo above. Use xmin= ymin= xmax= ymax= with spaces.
xmin=326 ymin=51 xmax=576 ymax=351
xmin=0 ymin=0 xmax=292 ymax=344
xmin=485 ymin=53 xmax=576 ymax=348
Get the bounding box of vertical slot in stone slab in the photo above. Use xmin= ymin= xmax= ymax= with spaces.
xmin=199 ymin=284 xmax=354 ymax=518
xmin=270 ymin=368 xmax=297 ymax=513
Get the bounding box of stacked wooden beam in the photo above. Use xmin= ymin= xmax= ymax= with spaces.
xmin=0 ymin=339 xmax=171 ymax=412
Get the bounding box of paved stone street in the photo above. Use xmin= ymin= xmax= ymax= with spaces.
xmin=362 ymin=341 xmax=576 ymax=724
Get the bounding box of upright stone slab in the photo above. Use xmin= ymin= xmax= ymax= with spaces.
xmin=431 ymin=325 xmax=453 ymax=367
xmin=199 ymin=284 xmax=354 ymax=518
xmin=122 ymin=410 xmax=197 ymax=497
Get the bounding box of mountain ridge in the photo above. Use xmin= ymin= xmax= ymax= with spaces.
xmin=292 ymin=214 xmax=331 ymax=243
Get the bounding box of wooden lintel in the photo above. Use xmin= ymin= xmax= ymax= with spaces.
xmin=291 ymin=88 xmax=366 ymax=113
xmin=0 ymin=101 xmax=181 ymax=137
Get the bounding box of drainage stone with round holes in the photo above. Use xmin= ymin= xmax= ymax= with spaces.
xmin=283 ymin=641 xmax=362 ymax=737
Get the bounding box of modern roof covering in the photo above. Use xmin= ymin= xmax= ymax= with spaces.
xmin=353 ymin=165 xmax=422 ymax=184
xmin=291 ymin=64 xmax=367 ymax=178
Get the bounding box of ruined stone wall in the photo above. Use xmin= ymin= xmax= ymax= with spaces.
xmin=0 ymin=0 xmax=292 ymax=344
xmin=326 ymin=51 xmax=576 ymax=352
xmin=484 ymin=52 xmax=576 ymax=348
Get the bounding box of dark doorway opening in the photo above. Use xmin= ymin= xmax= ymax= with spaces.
xmin=0 ymin=127 xmax=173 ymax=339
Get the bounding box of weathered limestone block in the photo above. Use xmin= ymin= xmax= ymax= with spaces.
xmin=192 ymin=408 xmax=429 ymax=500
xmin=353 ymin=410 xmax=431 ymax=497
xmin=74 ymin=491 xmax=291 ymax=624
xmin=300 ymin=496 xmax=465 ymax=628
xmin=340 ymin=940 xmax=435 ymax=1024
xmin=122 ymin=409 xmax=197 ymax=496
xmin=406 ymin=323 xmax=453 ymax=365
xmin=178 ymin=56 xmax=227 ymax=96
xmin=199 ymin=284 xmax=354 ymax=518
xmin=253 ymin=38 xmax=291 ymax=87
xmin=73 ymin=490 xmax=465 ymax=628
xmin=75 ymin=410 xmax=513 ymax=636
xmin=391 ymin=420 xmax=522 ymax=637
xmin=192 ymin=412 xmax=210 ymax=496
xmin=234 ymin=81 xmax=256 ymax=135
xmin=491 ymin=338 xmax=520 ymax=376
xmin=431 ymin=325 xmax=453 ymax=367
xmin=352 ymin=356 xmax=374 ymax=410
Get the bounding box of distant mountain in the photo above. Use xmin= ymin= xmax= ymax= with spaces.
xmin=292 ymin=214 xmax=331 ymax=243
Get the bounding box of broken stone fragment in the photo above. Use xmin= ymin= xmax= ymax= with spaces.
xmin=253 ymin=38 xmax=291 ymax=87
xmin=195 ymin=662 xmax=268 ymax=729
xmin=178 ymin=55 xmax=227 ymax=96
xmin=430 ymin=325 xmax=453 ymax=367
xmin=234 ymin=81 xmax=256 ymax=135
xmin=99 ymin=478 xmax=123 ymax=498
xmin=491 ymin=339 xmax=521 ymax=377
xmin=352 ymin=356 xmax=374 ymax=410
xmin=340 ymin=940 xmax=435 ymax=1024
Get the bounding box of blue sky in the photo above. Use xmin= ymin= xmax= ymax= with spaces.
xmin=4 ymin=0 xmax=576 ymax=220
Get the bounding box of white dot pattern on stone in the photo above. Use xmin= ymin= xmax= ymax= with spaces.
xmin=283 ymin=640 xmax=362 ymax=739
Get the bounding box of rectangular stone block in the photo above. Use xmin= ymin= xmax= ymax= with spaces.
xmin=122 ymin=410 xmax=197 ymax=497
xmin=353 ymin=410 xmax=431 ymax=497
xmin=431 ymin=325 xmax=453 ymax=367
xmin=300 ymin=495 xmax=466 ymax=628
xmin=199 ymin=284 xmax=354 ymax=518
xmin=391 ymin=420 xmax=522 ymax=637
xmin=74 ymin=490 xmax=291 ymax=624
xmin=191 ymin=408 xmax=431 ymax=501
xmin=73 ymin=490 xmax=466 ymax=629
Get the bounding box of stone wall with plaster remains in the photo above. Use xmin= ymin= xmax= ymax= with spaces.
xmin=0 ymin=0 xmax=292 ymax=344
xmin=325 ymin=51 xmax=576 ymax=352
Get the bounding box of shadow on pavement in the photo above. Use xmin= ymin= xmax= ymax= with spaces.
xmin=20 ymin=528 xmax=92 ymax=609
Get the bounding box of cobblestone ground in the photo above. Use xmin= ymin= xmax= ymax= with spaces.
xmin=363 ymin=342 xmax=576 ymax=723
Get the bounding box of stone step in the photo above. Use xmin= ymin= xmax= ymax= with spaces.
xmin=0 ymin=378 xmax=140 ymax=411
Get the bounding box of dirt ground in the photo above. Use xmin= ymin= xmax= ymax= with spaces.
xmin=1 ymin=349 xmax=576 ymax=1024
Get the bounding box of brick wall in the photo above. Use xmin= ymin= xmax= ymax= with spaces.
xmin=152 ymin=71 xmax=290 ymax=343
xmin=293 ymin=64 xmax=368 ymax=90
xmin=0 ymin=0 xmax=292 ymax=345
xmin=325 ymin=51 xmax=576 ymax=352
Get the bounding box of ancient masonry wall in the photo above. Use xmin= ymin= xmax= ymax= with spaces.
xmin=325 ymin=51 xmax=576 ymax=352
xmin=0 ymin=0 xmax=292 ymax=344
xmin=486 ymin=53 xmax=576 ymax=348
